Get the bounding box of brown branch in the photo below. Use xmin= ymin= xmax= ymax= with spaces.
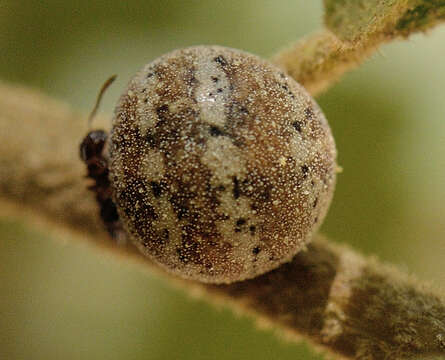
xmin=324 ymin=0 xmax=445 ymax=43
xmin=1 ymin=82 xmax=445 ymax=359
xmin=272 ymin=1 xmax=445 ymax=96
xmin=271 ymin=31 xmax=376 ymax=97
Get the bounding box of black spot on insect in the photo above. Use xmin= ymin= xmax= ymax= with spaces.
xmin=210 ymin=126 xmax=224 ymax=137
xmin=232 ymin=176 xmax=241 ymax=199
xmin=150 ymin=181 xmax=162 ymax=198
xmin=214 ymin=55 xmax=228 ymax=67
xmin=252 ymin=246 xmax=261 ymax=255
xmin=304 ymin=107 xmax=314 ymax=120
xmin=249 ymin=225 xmax=256 ymax=235
xmin=235 ymin=218 xmax=246 ymax=232
xmin=145 ymin=132 xmax=156 ymax=147
xmin=301 ymin=165 xmax=309 ymax=178
xmin=146 ymin=72 xmax=154 ymax=78
xmin=211 ymin=76 xmax=219 ymax=82
xmin=177 ymin=206 xmax=189 ymax=220
xmin=232 ymin=139 xmax=245 ymax=148
xmin=169 ymin=192 xmax=192 ymax=220
xmin=216 ymin=185 xmax=226 ymax=192
xmin=240 ymin=106 xmax=249 ymax=115
xmin=217 ymin=88 xmax=223 ymax=93
xmin=313 ymin=197 xmax=319 ymax=208
xmin=281 ymin=84 xmax=289 ymax=91
xmin=144 ymin=98 xmax=149 ymax=103
xmin=156 ymin=104 xmax=169 ymax=118
xmin=292 ymin=121 xmax=302 ymax=133
xmin=188 ymin=74 xmax=197 ymax=86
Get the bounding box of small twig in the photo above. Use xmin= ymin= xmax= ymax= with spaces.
xmin=272 ymin=30 xmax=375 ymax=96
xmin=324 ymin=0 xmax=445 ymax=43
xmin=1 ymin=81 xmax=445 ymax=359
xmin=272 ymin=0 xmax=445 ymax=96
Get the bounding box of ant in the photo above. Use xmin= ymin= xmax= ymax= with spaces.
xmin=79 ymin=75 xmax=125 ymax=243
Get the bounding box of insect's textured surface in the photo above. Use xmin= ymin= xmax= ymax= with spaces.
xmin=109 ymin=46 xmax=337 ymax=283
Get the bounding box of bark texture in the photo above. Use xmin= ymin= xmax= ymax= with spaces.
xmin=1 ymin=81 xmax=445 ymax=359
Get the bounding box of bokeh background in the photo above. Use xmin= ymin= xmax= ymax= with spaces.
xmin=1 ymin=1 xmax=445 ymax=359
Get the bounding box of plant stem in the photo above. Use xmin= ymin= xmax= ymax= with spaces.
xmin=272 ymin=30 xmax=376 ymax=96
xmin=273 ymin=1 xmax=445 ymax=96
xmin=1 ymin=82 xmax=445 ymax=359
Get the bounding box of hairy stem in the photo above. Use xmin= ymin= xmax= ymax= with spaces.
xmin=1 ymin=82 xmax=445 ymax=359
xmin=272 ymin=0 xmax=445 ymax=96
xmin=272 ymin=31 xmax=376 ymax=97
xmin=324 ymin=0 xmax=445 ymax=43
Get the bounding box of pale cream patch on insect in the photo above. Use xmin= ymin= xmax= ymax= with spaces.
xmin=136 ymin=106 xmax=159 ymax=137
xmin=131 ymin=74 xmax=161 ymax=137
xmin=109 ymin=45 xmax=337 ymax=284
xmin=168 ymin=97 xmax=195 ymax=115
xmin=215 ymin=194 xmax=264 ymax=275
xmin=217 ymin=195 xmax=254 ymax=232
xmin=289 ymin=136 xmax=312 ymax=165
xmin=150 ymin=197 xmax=184 ymax=260
xmin=139 ymin=150 xmax=165 ymax=181
xmin=201 ymin=137 xmax=247 ymax=185
xmin=194 ymin=52 xmax=231 ymax=128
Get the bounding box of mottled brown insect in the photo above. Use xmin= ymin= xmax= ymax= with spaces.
xmin=81 ymin=46 xmax=337 ymax=284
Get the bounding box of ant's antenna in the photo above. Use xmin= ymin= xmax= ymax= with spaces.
xmin=88 ymin=75 xmax=117 ymax=127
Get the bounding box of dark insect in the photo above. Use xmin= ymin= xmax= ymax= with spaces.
xmin=79 ymin=75 xmax=125 ymax=243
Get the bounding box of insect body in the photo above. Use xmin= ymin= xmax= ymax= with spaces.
xmin=81 ymin=46 xmax=337 ymax=284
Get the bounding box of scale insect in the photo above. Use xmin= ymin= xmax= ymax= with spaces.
xmin=80 ymin=46 xmax=337 ymax=284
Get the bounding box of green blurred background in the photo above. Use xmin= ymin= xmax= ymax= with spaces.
xmin=1 ymin=1 xmax=445 ymax=359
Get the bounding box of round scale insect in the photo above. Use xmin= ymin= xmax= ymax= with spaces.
xmin=81 ymin=45 xmax=337 ymax=284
